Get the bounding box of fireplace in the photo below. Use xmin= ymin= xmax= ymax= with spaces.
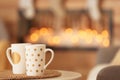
xmin=23 ymin=10 xmax=113 ymax=49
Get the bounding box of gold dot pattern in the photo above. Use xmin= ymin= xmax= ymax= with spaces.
xmin=40 ymin=48 xmax=43 ymax=51
xmin=31 ymin=54 xmax=34 ymax=56
xmin=26 ymin=47 xmax=44 ymax=74
xmin=41 ymin=70 xmax=43 ymax=73
xmin=35 ymin=59 xmax=38 ymax=61
xmin=38 ymin=54 xmax=40 ymax=56
xmin=34 ymin=48 xmax=37 ymax=51
xmin=36 ymin=70 xmax=39 ymax=72
xmin=41 ymin=59 xmax=43 ymax=61
xmin=32 ymin=64 xmax=35 ymax=67
xmin=38 ymin=64 xmax=41 ymax=67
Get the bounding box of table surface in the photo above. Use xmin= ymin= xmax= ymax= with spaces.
xmin=34 ymin=70 xmax=82 ymax=80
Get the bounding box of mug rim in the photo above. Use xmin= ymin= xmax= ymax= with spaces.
xmin=11 ymin=43 xmax=31 ymax=46
xmin=25 ymin=44 xmax=46 ymax=48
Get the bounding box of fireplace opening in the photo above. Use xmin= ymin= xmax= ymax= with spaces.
xmin=23 ymin=10 xmax=113 ymax=49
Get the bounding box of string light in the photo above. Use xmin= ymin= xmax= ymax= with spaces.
xmin=27 ymin=27 xmax=110 ymax=47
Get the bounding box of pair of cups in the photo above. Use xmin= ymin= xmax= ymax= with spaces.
xmin=6 ymin=43 xmax=54 ymax=76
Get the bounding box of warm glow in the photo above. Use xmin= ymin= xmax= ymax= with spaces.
xmin=65 ymin=28 xmax=73 ymax=34
xmin=96 ymin=34 xmax=103 ymax=43
xmin=102 ymin=30 xmax=109 ymax=37
xmin=86 ymin=36 xmax=93 ymax=44
xmin=72 ymin=36 xmax=79 ymax=45
xmin=39 ymin=28 xmax=49 ymax=35
xmin=102 ymin=39 xmax=110 ymax=47
xmin=30 ymin=33 xmax=39 ymax=42
xmin=92 ymin=30 xmax=98 ymax=35
xmin=86 ymin=29 xmax=92 ymax=33
xmin=52 ymin=36 xmax=60 ymax=45
xmin=26 ymin=27 xmax=110 ymax=47
xmin=78 ymin=30 xmax=87 ymax=39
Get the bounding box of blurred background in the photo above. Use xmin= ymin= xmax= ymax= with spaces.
xmin=0 ymin=0 xmax=120 ymax=80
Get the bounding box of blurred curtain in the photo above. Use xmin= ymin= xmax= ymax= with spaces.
xmin=0 ymin=19 xmax=11 ymax=71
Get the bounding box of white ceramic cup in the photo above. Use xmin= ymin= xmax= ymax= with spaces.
xmin=25 ymin=44 xmax=54 ymax=76
xmin=6 ymin=43 xmax=31 ymax=74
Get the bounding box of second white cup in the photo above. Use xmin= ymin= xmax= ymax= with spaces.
xmin=6 ymin=43 xmax=31 ymax=74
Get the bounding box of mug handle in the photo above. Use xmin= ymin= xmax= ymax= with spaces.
xmin=6 ymin=47 xmax=14 ymax=66
xmin=44 ymin=48 xmax=54 ymax=69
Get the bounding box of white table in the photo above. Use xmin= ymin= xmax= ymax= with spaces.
xmin=36 ymin=70 xmax=82 ymax=80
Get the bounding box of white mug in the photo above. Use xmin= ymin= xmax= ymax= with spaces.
xmin=6 ymin=43 xmax=31 ymax=74
xmin=25 ymin=44 xmax=54 ymax=76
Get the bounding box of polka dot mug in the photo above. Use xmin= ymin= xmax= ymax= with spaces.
xmin=25 ymin=44 xmax=54 ymax=76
